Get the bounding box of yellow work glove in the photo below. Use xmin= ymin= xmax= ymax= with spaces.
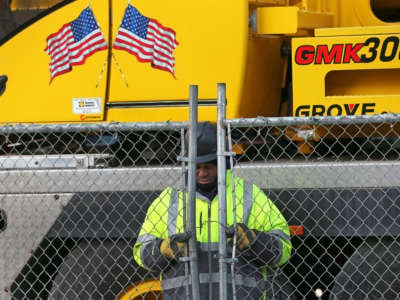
xmin=226 ymin=223 xmax=256 ymax=251
xmin=160 ymin=232 xmax=191 ymax=260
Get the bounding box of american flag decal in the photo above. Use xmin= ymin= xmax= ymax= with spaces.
xmin=113 ymin=5 xmax=178 ymax=77
xmin=45 ymin=7 xmax=107 ymax=82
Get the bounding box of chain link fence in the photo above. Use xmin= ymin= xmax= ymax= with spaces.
xmin=0 ymin=114 xmax=399 ymax=299
xmin=227 ymin=115 xmax=400 ymax=300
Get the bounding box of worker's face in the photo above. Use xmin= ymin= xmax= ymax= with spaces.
xmin=196 ymin=163 xmax=217 ymax=186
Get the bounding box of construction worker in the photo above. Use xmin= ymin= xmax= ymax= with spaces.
xmin=134 ymin=122 xmax=292 ymax=299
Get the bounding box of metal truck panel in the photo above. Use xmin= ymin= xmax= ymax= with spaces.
xmin=107 ymin=1 xmax=283 ymax=121
xmin=254 ymin=6 xmax=334 ymax=35
xmin=0 ymin=193 xmax=72 ymax=298
xmin=0 ymin=0 xmax=285 ymax=123
xmin=107 ymin=1 xmax=247 ymax=119
xmin=1 ymin=160 xmax=399 ymax=193
xmin=0 ymin=1 xmax=108 ymax=123
xmin=0 ymin=167 xmax=181 ymax=193
xmin=292 ymin=29 xmax=400 ymax=116
xmin=1 ymin=0 xmax=400 ymax=124
xmin=316 ymin=25 xmax=400 ymax=37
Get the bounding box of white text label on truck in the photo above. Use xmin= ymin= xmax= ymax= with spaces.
xmin=72 ymin=98 xmax=102 ymax=114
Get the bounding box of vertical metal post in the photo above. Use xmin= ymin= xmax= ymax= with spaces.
xmin=217 ymin=83 xmax=228 ymax=300
xmin=188 ymin=85 xmax=201 ymax=300
xmin=180 ymin=128 xmax=191 ymax=300
xmin=227 ymin=122 xmax=238 ymax=300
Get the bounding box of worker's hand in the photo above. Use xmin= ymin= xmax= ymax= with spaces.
xmin=160 ymin=232 xmax=191 ymax=260
xmin=226 ymin=223 xmax=256 ymax=251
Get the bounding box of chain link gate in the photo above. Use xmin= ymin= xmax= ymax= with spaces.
xmin=0 ymin=113 xmax=399 ymax=299
xmin=224 ymin=114 xmax=400 ymax=300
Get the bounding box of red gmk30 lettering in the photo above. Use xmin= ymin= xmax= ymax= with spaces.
xmin=296 ymin=44 xmax=363 ymax=64
xmin=295 ymin=103 xmax=376 ymax=116
xmin=295 ymin=36 xmax=400 ymax=65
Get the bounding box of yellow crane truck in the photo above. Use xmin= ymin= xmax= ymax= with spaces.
xmin=0 ymin=0 xmax=399 ymax=299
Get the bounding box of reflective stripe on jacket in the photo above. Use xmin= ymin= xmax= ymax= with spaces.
xmin=134 ymin=170 xmax=292 ymax=299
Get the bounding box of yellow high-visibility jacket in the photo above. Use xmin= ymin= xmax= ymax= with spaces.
xmin=134 ymin=171 xmax=292 ymax=299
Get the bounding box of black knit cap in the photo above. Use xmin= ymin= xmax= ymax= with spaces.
xmin=185 ymin=122 xmax=217 ymax=163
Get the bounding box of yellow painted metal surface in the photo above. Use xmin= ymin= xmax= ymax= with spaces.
xmin=249 ymin=0 xmax=288 ymax=6
xmin=2 ymin=0 xmax=269 ymax=123
xmin=10 ymin=0 xmax=63 ymax=10
xmin=292 ymin=28 xmax=400 ymax=116
xmin=107 ymin=1 xmax=249 ymax=122
xmin=316 ymin=25 xmax=400 ymax=37
xmin=336 ymin=0 xmax=399 ymax=27
xmin=0 ymin=1 xmax=108 ymax=123
xmin=1 ymin=0 xmax=400 ymax=123
xmin=302 ymin=0 xmax=400 ymax=27
xmin=118 ymin=279 xmax=162 ymax=300
xmin=239 ymin=34 xmax=285 ymax=118
xmin=107 ymin=106 xmax=218 ymax=123
xmin=255 ymin=6 xmax=333 ymax=35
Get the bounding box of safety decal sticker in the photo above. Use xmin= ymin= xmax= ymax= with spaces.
xmin=72 ymin=98 xmax=101 ymax=114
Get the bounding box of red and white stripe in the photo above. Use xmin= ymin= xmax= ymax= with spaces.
xmin=45 ymin=25 xmax=107 ymax=81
